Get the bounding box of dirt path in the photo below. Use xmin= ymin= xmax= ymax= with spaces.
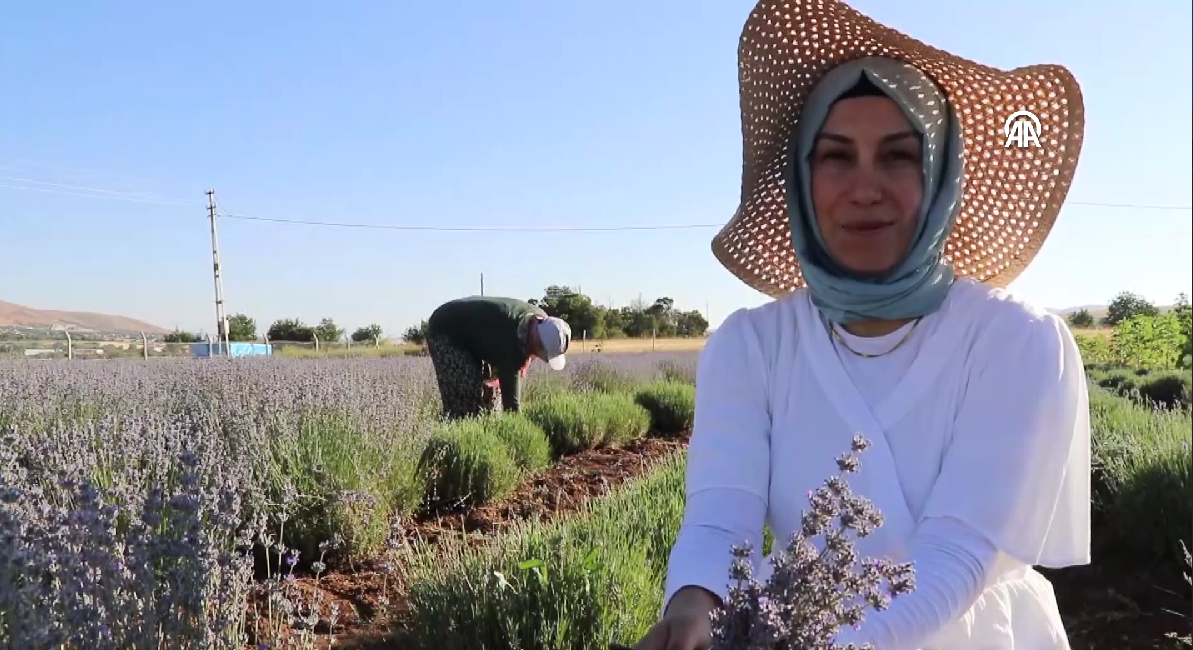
xmin=246 ymin=435 xmax=689 ymax=649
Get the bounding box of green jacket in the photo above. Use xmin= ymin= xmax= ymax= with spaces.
xmin=426 ymin=296 xmax=546 ymax=412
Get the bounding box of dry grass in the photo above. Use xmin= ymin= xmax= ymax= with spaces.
xmin=272 ymin=337 xmax=710 ymax=358
xmin=571 ymin=337 xmax=707 ymax=353
xmin=1074 ymin=327 xmax=1114 ymax=339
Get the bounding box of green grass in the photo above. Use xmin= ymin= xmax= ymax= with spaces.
xmin=1089 ymin=387 xmax=1192 ymax=565
xmin=396 ymin=451 xmax=688 ymax=650
xmin=633 ymin=380 xmax=696 ymax=436
xmin=417 ymin=420 xmax=523 ymax=510
xmin=1086 ymin=365 xmax=1192 ymax=410
xmin=486 ymin=413 xmax=553 ymax=474
xmin=393 ymin=382 xmax=1191 ymax=649
xmin=268 ymin=407 xmax=423 ymax=564
xmin=523 ymin=392 xmax=651 ymax=457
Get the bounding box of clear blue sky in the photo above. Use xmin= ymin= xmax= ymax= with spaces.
xmin=2 ymin=1 xmax=1189 ymax=337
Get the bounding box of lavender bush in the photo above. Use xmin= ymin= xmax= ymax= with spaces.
xmin=0 ymin=352 xmax=702 ymax=648
xmin=709 ymin=434 xmax=916 ymax=650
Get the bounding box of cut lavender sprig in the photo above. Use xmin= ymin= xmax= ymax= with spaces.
xmin=709 ymin=434 xmax=916 ymax=650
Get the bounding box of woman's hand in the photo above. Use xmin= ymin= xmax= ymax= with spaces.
xmin=632 ymin=586 xmax=719 ymax=650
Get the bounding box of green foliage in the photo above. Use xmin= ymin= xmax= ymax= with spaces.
xmin=1136 ymin=371 xmax=1193 ymax=410
xmin=404 ymin=319 xmax=429 ymax=345
xmin=163 ymin=329 xmax=202 ymax=343
xmin=268 ymin=318 xmax=316 ymax=342
xmin=523 ymin=392 xmax=650 ymax=457
xmin=529 ymin=286 xmax=709 ymax=340
xmin=633 ymin=380 xmax=696 ymax=435
xmin=314 ymin=317 xmax=343 ymax=344
xmin=417 ymin=422 xmax=522 ymax=509
xmin=1112 ymin=313 xmax=1184 ymax=369
xmin=396 ymin=385 xmax=1190 ymax=650
xmin=351 ymin=323 xmax=384 ymax=344
xmin=226 ymin=313 xmax=257 ymax=342
xmin=1089 ymin=388 xmax=1192 ymax=565
xmin=1085 ymin=365 xmax=1191 ymax=410
xmin=533 ymin=286 xmax=605 ymax=340
xmin=397 ymin=452 xmax=689 ymax=650
xmin=1105 ymin=290 xmax=1160 ymax=326
xmin=1075 ymin=332 xmax=1114 ymax=365
xmin=268 ymin=408 xmax=422 ymax=565
xmin=485 ymin=413 xmax=552 ymax=474
xmin=1175 ymin=292 xmax=1192 ymax=368
xmin=1068 ymin=308 xmax=1095 ymax=328
xmin=587 ymin=392 xmax=652 ymax=446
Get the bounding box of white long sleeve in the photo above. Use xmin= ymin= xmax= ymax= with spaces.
xmin=833 ymin=516 xmax=999 ymax=649
xmin=660 ymin=281 xmax=1090 ymax=650
xmin=662 ymin=307 xmax=772 ymax=612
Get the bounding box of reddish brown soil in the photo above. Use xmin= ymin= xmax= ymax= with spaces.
xmin=245 ymin=435 xmax=689 ymax=649
xmin=402 ymin=436 xmax=688 ymax=548
xmin=243 ymin=433 xmax=1191 ymax=650
xmin=1044 ymin=551 xmax=1191 ymax=650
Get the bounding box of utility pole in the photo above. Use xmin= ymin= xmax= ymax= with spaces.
xmin=207 ymin=190 xmax=229 ymax=354
xmin=480 ymin=273 xmax=485 ymax=296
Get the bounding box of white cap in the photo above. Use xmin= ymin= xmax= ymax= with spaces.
xmin=535 ymin=316 xmax=571 ymax=370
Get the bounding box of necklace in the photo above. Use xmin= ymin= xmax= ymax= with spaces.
xmin=826 ymin=316 xmax=923 ymax=359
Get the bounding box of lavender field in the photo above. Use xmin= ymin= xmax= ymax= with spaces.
xmin=0 ymin=352 xmax=698 ymax=649
xmin=1 ymin=351 xmax=1189 ymax=650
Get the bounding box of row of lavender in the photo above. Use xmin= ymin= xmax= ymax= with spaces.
xmin=0 ymin=352 xmax=698 ymax=650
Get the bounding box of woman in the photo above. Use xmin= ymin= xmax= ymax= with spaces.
xmin=425 ymin=295 xmax=570 ymax=418
xmin=634 ymin=1 xmax=1089 ymax=649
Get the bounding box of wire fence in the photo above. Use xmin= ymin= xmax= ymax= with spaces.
xmin=0 ymin=335 xmax=409 ymax=361
xmin=0 ymin=330 xmax=708 ymax=361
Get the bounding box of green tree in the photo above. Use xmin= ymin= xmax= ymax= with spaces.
xmin=163 ymin=329 xmax=201 ymax=343
xmin=267 ymin=318 xmax=315 ymax=342
xmin=351 ymin=324 xmax=384 ymax=344
xmin=675 ymin=309 xmax=710 ymax=337
xmin=314 ymin=318 xmax=343 ymax=343
xmin=620 ymin=305 xmax=655 ymax=338
xmin=1112 ymin=313 xmax=1183 ymax=369
xmin=1173 ymin=292 xmax=1191 ymax=367
xmin=646 ymin=297 xmax=678 ymax=337
xmin=601 ymin=308 xmax=628 ymax=338
xmin=1067 ymin=309 xmax=1095 ymax=328
xmin=534 ymin=285 xmax=603 ymax=339
xmin=1104 ymin=291 xmax=1159 ymax=326
xmin=227 ymin=314 xmax=257 ymax=342
xmin=403 ymin=320 xmax=429 ymax=345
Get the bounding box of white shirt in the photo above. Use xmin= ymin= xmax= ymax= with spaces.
xmin=662 ymin=279 xmax=1091 ymax=650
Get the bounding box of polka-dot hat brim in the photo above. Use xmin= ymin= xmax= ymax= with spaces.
xmin=712 ymin=0 xmax=1086 ymax=298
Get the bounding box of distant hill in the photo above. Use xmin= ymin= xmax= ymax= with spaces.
xmin=1049 ymin=304 xmax=1111 ymax=320
xmin=0 ymin=299 xmax=168 ymax=334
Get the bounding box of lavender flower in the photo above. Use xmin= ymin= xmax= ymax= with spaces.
xmin=709 ymin=434 xmax=916 ymax=650
xmin=0 ymin=351 xmax=704 ymax=647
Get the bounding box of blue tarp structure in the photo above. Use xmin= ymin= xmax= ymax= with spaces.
xmin=189 ymin=342 xmax=273 ymax=358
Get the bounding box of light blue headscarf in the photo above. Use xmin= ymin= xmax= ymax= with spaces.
xmin=785 ymin=56 xmax=966 ymax=325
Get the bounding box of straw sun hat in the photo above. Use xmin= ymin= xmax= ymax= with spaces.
xmin=712 ymin=0 xmax=1085 ymax=298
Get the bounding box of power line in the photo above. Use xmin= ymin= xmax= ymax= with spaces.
xmin=0 ymin=176 xmax=178 ymax=202
xmin=220 ymin=199 xmax=1193 ymax=232
xmin=2 ymin=175 xmax=1190 ymax=233
xmin=0 ymin=182 xmax=199 ymax=207
xmin=219 ymin=211 xmax=726 ymax=232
